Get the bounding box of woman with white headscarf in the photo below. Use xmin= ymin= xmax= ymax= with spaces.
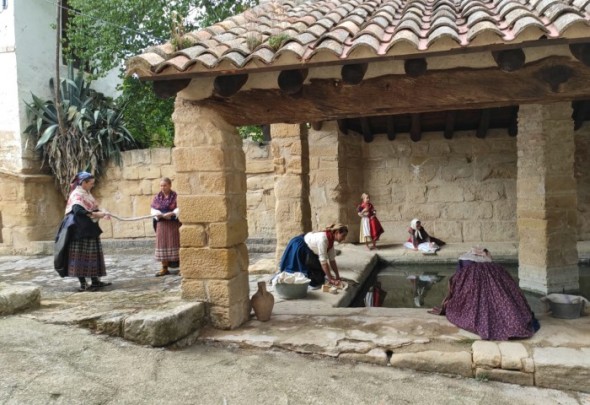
xmin=54 ymin=171 xmax=112 ymax=292
xmin=403 ymin=218 xmax=445 ymax=253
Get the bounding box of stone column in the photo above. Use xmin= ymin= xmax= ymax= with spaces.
xmin=271 ymin=124 xmax=311 ymax=263
xmin=308 ymin=121 xmax=363 ymax=240
xmin=517 ymin=102 xmax=579 ymax=294
xmin=173 ymin=100 xmax=250 ymax=329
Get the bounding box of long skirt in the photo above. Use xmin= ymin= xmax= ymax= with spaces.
xmin=442 ymin=261 xmax=536 ymax=340
xmin=278 ymin=235 xmax=325 ymax=287
xmin=360 ymin=216 xmax=384 ymax=242
xmin=155 ymin=220 xmax=180 ymax=262
xmin=67 ymin=237 xmax=106 ymax=278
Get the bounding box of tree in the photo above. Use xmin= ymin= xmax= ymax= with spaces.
xmin=64 ymin=0 xmax=259 ymax=147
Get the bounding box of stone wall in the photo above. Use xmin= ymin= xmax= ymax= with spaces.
xmin=0 ymin=171 xmax=63 ymax=254
xmin=72 ymin=124 xmax=590 ymax=245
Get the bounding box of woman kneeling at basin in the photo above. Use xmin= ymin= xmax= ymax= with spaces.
xmin=404 ymin=218 xmax=445 ymax=254
xmin=429 ymin=247 xmax=539 ymax=340
xmin=278 ymin=224 xmax=348 ymax=289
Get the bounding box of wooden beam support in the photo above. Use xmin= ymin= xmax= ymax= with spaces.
xmin=200 ymin=57 xmax=590 ymax=126
xmin=570 ymin=43 xmax=590 ymax=67
xmin=278 ymin=69 xmax=308 ymax=95
xmin=386 ymin=116 xmax=396 ymax=141
xmin=153 ymin=79 xmax=191 ymax=99
xmin=444 ymin=110 xmax=456 ymax=139
xmin=213 ymin=74 xmax=248 ymax=98
xmin=508 ymin=106 xmax=518 ymax=137
xmin=311 ymin=121 xmax=323 ymax=131
xmin=341 ymin=63 xmax=368 ymax=85
xmin=360 ymin=117 xmax=373 ymax=142
xmin=337 ymin=119 xmax=348 ymax=135
xmin=476 ymin=108 xmax=491 ymax=138
xmin=410 ymin=113 xmax=421 ymax=142
xmin=492 ymin=49 xmax=525 ymax=72
xmin=404 ymin=58 xmax=427 ymax=77
xmin=573 ymin=100 xmax=590 ymax=130
xmin=537 ymin=65 xmax=573 ymax=93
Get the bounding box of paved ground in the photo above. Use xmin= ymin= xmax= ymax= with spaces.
xmin=1 ymin=240 xmax=589 ymax=396
xmin=1 ymin=317 xmax=588 ymax=405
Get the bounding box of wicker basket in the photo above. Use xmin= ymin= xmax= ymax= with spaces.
xmin=274 ymin=282 xmax=310 ymax=300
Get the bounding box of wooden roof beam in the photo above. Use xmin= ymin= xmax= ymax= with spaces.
xmin=153 ymin=79 xmax=191 ymax=99
xmin=341 ymin=63 xmax=368 ymax=85
xmin=278 ymin=69 xmax=308 ymax=95
xmin=444 ymin=110 xmax=456 ymax=139
xmin=492 ymin=49 xmax=525 ymax=72
xmin=410 ymin=113 xmax=421 ymax=142
xmin=386 ymin=116 xmax=396 ymax=141
xmin=360 ymin=117 xmax=373 ymax=142
xmin=213 ymin=74 xmax=248 ymax=98
xmin=570 ymin=43 xmax=590 ymax=67
xmin=476 ymin=108 xmax=491 ymax=138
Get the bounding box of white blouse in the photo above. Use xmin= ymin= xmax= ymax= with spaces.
xmin=304 ymin=231 xmax=336 ymax=263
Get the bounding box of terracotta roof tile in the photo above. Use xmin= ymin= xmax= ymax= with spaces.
xmin=128 ymin=0 xmax=590 ymax=78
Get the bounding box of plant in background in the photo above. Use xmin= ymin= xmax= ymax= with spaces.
xmin=267 ymin=33 xmax=290 ymax=51
xmin=170 ymin=11 xmax=193 ymax=51
xmin=24 ymin=63 xmax=137 ymax=198
xmin=238 ymin=125 xmax=264 ymax=143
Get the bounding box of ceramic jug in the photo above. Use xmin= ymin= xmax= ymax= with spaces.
xmin=251 ymin=281 xmax=274 ymax=321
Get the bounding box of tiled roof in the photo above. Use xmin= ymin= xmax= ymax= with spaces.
xmin=128 ymin=0 xmax=590 ymax=78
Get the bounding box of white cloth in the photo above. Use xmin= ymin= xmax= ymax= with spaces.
xmin=359 ymin=216 xmax=371 ymax=241
xmin=151 ymin=207 xmax=180 ymax=220
xmin=304 ymin=231 xmax=336 ymax=263
xmin=404 ymin=241 xmax=439 ymax=253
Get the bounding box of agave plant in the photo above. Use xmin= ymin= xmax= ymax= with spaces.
xmin=24 ymin=63 xmax=136 ymax=198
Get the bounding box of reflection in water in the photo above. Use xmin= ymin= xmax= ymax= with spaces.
xmin=406 ymin=273 xmax=445 ymax=307
xmin=376 ymin=263 xmax=590 ymax=311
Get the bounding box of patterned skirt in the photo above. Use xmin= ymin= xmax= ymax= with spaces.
xmin=155 ymin=220 xmax=181 ymax=262
xmin=67 ymin=237 xmax=106 ymax=278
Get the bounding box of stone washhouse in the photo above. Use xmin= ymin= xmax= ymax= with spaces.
xmin=127 ymin=0 xmax=590 ymax=329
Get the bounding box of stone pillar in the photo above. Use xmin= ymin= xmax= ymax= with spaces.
xmin=173 ymin=100 xmax=250 ymax=329
xmin=308 ymin=121 xmax=363 ymax=240
xmin=271 ymin=124 xmax=311 ymax=263
xmin=517 ymin=102 xmax=579 ymax=294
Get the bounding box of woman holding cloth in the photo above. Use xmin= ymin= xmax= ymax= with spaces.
xmin=54 ymin=171 xmax=111 ymax=292
xmin=151 ymin=177 xmax=181 ymax=277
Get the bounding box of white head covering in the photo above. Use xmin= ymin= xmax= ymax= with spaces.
xmin=410 ymin=218 xmax=422 ymax=239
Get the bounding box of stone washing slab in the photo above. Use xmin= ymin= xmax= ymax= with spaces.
xmin=123 ymin=302 xmax=205 ymax=347
xmin=0 ymin=283 xmax=41 ymax=315
xmin=533 ymin=347 xmax=590 ymax=393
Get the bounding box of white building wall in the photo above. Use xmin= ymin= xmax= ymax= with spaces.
xmin=0 ymin=1 xmax=21 ymax=173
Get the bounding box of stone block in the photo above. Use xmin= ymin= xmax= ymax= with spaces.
xmin=533 ymin=347 xmax=590 ymax=393
xmin=179 ymin=195 xmax=229 ymax=223
xmin=498 ymin=342 xmax=528 ymax=370
xmin=151 ymin=148 xmax=172 ymax=165
xmin=271 ymin=124 xmax=303 ymax=139
xmin=123 ymin=302 xmax=205 ymax=347
xmin=389 ymin=350 xmax=473 ymax=377
xmin=180 ymin=245 xmax=247 ymax=280
xmin=246 ymin=159 xmax=274 ymax=174
xmin=472 ymin=341 xmax=501 ymax=368
xmin=181 ymin=278 xmax=207 ymax=300
xmin=143 ymin=165 xmax=162 ymax=180
xmin=208 ymin=220 xmax=249 ymax=248
xmin=0 ymin=283 xmax=41 ymax=315
xmin=207 ymin=271 xmax=249 ymax=306
xmin=475 ymin=368 xmax=534 ymax=386
xmin=179 ymin=224 xmax=207 ymax=248
xmin=111 ymin=220 xmax=146 ymax=238
xmin=338 ymin=348 xmax=390 ymax=366
xmin=173 ymin=147 xmax=228 ymax=172
xmin=122 ymin=166 xmax=140 ymax=180
xmin=209 ymin=299 xmax=250 ymax=330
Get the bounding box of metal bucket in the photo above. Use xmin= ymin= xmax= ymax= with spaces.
xmin=549 ymin=301 xmax=584 ymax=319
xmin=274 ymin=282 xmax=309 ymax=300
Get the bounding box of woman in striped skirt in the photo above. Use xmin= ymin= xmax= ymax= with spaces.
xmin=57 ymin=171 xmax=112 ymax=292
xmin=151 ymin=177 xmax=181 ymax=277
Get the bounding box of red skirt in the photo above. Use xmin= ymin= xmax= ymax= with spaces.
xmin=155 ymin=220 xmax=180 ymax=262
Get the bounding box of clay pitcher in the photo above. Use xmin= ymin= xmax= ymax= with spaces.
xmin=251 ymin=281 xmax=274 ymax=321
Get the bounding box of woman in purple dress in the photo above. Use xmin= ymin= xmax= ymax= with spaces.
xmin=151 ymin=177 xmax=181 ymax=277
xmin=430 ymin=247 xmax=539 ymax=340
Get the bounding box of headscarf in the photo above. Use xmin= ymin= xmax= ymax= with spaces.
xmin=410 ymin=218 xmax=423 ymax=240
xmin=65 ymin=172 xmax=98 ymax=215
xmin=69 ymin=171 xmax=94 ymax=193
